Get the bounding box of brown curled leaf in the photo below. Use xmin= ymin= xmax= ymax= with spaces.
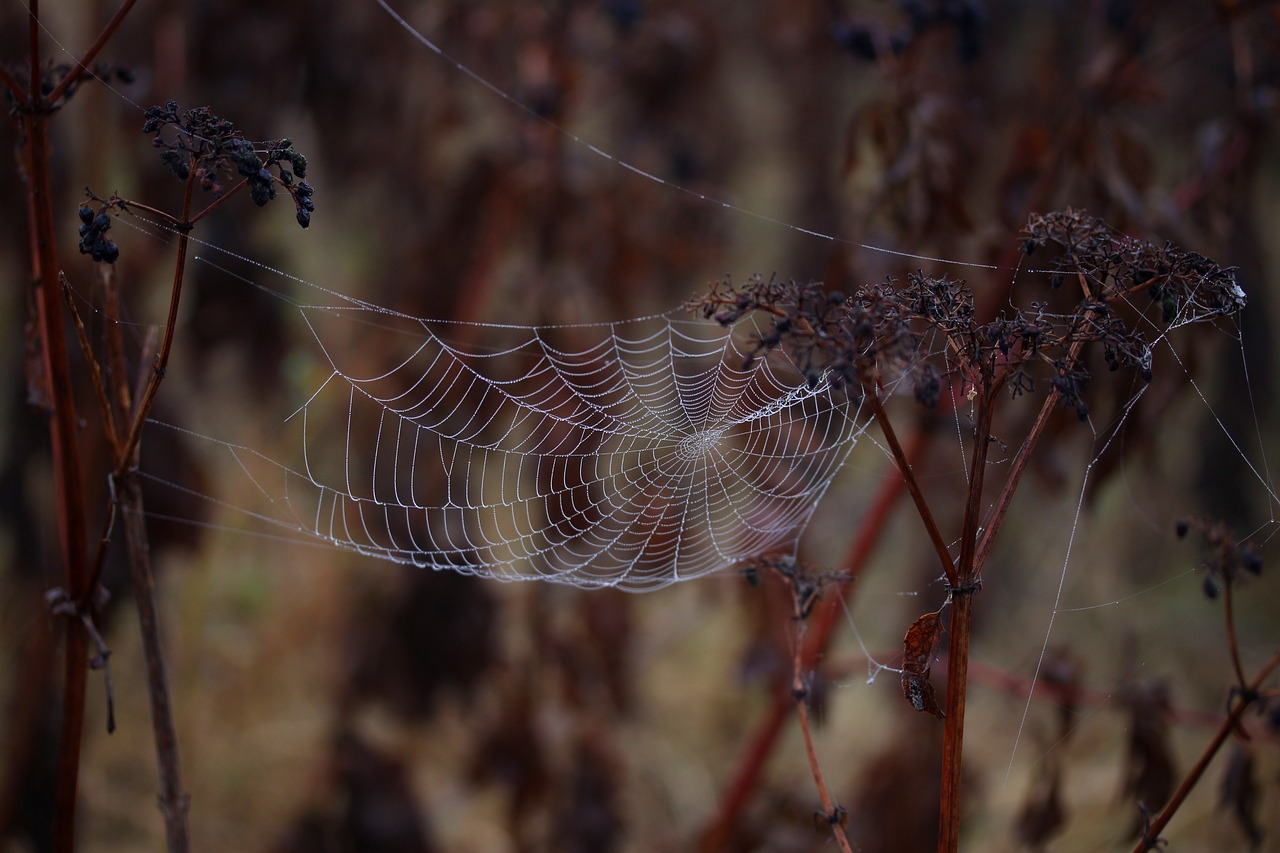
xmin=901 ymin=609 xmax=945 ymax=718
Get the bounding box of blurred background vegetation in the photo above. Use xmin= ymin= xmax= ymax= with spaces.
xmin=2 ymin=1 xmax=1279 ymax=850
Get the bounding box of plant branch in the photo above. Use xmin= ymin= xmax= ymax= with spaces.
xmin=116 ymin=171 xmax=196 ymax=475
xmin=59 ymin=273 xmax=120 ymax=452
xmin=865 ymin=393 xmax=956 ymax=586
xmin=44 ymin=0 xmax=141 ymax=106
xmin=22 ymin=22 xmax=93 ymax=841
xmin=696 ymin=427 xmax=925 ymax=851
xmin=78 ymin=328 xmax=154 ymax=613
xmin=188 ymin=178 xmax=249 ymax=226
xmin=1221 ymin=580 xmax=1249 ymax=692
xmin=972 ymin=323 xmax=1092 ymax=575
xmin=794 ymin=665 xmax=854 ymax=853
xmin=1133 ymin=649 xmax=1280 ymax=852
xmin=782 ymin=573 xmax=854 ymax=853
xmin=936 ymin=385 xmax=995 ymax=853
xmin=102 ymin=176 xmax=193 ymax=853
xmin=118 ymin=475 xmax=190 ymax=852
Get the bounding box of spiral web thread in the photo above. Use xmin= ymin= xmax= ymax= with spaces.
xmin=153 ymin=297 xmax=881 ymax=592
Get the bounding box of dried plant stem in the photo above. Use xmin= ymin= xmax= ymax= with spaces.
xmin=23 ymin=55 xmax=90 ymax=853
xmin=788 ymin=590 xmax=854 ymax=853
xmin=103 ymin=187 xmax=196 ymax=852
xmin=865 ymin=393 xmax=956 ymax=587
xmin=793 ymin=677 xmax=854 ymax=853
xmin=974 ymin=308 xmax=1095 ymax=574
xmin=696 ymin=428 xmax=924 ymax=851
xmin=1133 ymin=649 xmax=1280 ymax=852
xmin=117 ymin=175 xmax=196 ymax=474
xmin=937 ymin=594 xmax=972 ymax=853
xmin=60 ymin=274 xmax=121 ymax=455
xmin=20 ymin=3 xmax=147 ymax=844
xmin=937 ymin=387 xmax=995 ymax=853
xmin=43 ymin=0 xmax=141 ymax=105
xmin=118 ymin=476 xmax=189 ymax=852
xmin=1221 ymin=580 xmax=1249 ymax=691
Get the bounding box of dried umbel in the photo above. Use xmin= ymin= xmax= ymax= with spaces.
xmin=142 ymin=100 xmax=313 ymax=224
xmin=690 ymin=210 xmax=1243 ymax=423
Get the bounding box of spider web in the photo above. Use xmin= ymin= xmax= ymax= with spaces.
xmin=21 ymin=2 xmax=1280 ymax=847
xmin=147 ymin=278 xmax=881 ymax=591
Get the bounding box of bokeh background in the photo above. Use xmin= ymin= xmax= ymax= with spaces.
xmin=3 ymin=1 xmax=1279 ymax=850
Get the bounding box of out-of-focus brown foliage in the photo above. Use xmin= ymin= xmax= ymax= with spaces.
xmin=2 ymin=1 xmax=1278 ymax=851
xmin=1120 ymin=678 xmax=1177 ymax=837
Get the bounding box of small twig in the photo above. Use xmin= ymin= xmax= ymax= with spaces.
xmin=781 ymin=572 xmax=855 ymax=853
xmin=59 ymin=272 xmax=121 ymax=453
xmin=116 ymin=170 xmax=197 ymax=475
xmin=46 ymin=588 xmax=115 ymax=734
xmin=972 ymin=320 xmax=1093 ymax=575
xmin=188 ymin=177 xmax=249 ymax=226
xmin=865 ymin=393 xmax=957 ymax=587
xmin=697 ymin=427 xmax=923 ymax=852
xmin=1132 ymin=649 xmax=1280 ymax=852
xmin=43 ymin=0 xmax=142 ymax=106
xmin=80 ymin=478 xmax=120 ymax=615
xmin=118 ymin=476 xmax=190 ymax=852
xmin=1221 ymin=579 xmax=1250 ymax=692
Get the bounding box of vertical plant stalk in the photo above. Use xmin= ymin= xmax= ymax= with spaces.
xmin=793 ymin=653 xmax=855 ymax=853
xmin=57 ymin=170 xmax=199 ymax=853
xmin=973 ymin=299 xmax=1097 ymax=574
xmin=22 ymin=11 xmax=90 ymax=849
xmin=16 ymin=3 xmax=144 ymax=846
xmin=865 ymin=393 xmax=956 ymax=587
xmin=118 ymin=475 xmax=189 ymax=852
xmin=696 ymin=428 xmax=925 ymax=851
xmin=105 ymin=179 xmax=199 ymax=853
xmin=116 ymin=179 xmax=196 ymax=474
xmin=936 ymin=384 xmax=995 ymax=852
xmin=934 ymin=305 xmax=1098 ymax=850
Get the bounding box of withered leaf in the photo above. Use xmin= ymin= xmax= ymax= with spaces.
xmin=1219 ymin=746 xmax=1262 ymax=849
xmin=1015 ymin=756 xmax=1066 ymax=848
xmin=901 ymin=609 xmax=945 ymax=719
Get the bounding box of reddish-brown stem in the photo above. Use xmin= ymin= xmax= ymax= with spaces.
xmin=955 ymin=383 xmax=995 ymax=583
xmin=696 ymin=428 xmax=925 ymax=851
xmin=792 ymin=647 xmax=855 ymax=853
xmin=114 ymin=197 xmax=185 ymax=228
xmin=60 ymin=274 xmax=121 ymax=452
xmin=188 ymin=178 xmax=249 ymax=225
xmin=936 ymin=386 xmax=995 ymax=853
xmin=44 ymin=0 xmax=142 ymax=106
xmin=55 ymin=631 xmax=87 ymax=853
xmin=1221 ymin=580 xmax=1249 ymax=691
xmin=118 ymin=475 xmax=189 ymax=851
xmin=865 ymin=393 xmax=956 ymax=586
xmin=116 ymin=171 xmax=196 ymax=475
xmin=115 ymin=176 xmax=250 ymax=231
xmin=23 ymin=8 xmax=93 ymax=839
xmin=103 ymin=179 xmax=195 ymax=853
xmin=1133 ymin=649 xmax=1280 ymax=852
xmin=937 ymin=594 xmax=972 ymax=853
xmin=28 ymin=0 xmax=39 ymax=101
xmin=973 ymin=316 xmax=1093 ymax=575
